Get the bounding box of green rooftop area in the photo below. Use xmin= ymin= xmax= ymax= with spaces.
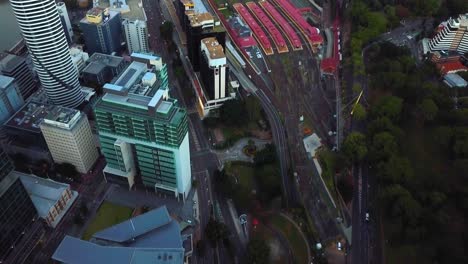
xmin=82 ymin=202 xmax=134 ymax=241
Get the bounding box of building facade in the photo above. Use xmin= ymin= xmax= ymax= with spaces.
xmin=200 ymin=37 xmax=228 ymax=101
xmin=10 ymin=0 xmax=85 ymax=108
xmin=0 ymin=146 xmax=38 ymax=262
xmin=0 ymin=76 xmax=24 ymax=140
xmin=429 ymin=13 xmax=468 ymax=54
xmin=80 ymin=7 xmax=122 ymax=55
xmin=40 ymin=107 xmax=98 ymax=174
xmin=94 ymin=61 xmax=191 ymax=199
xmin=57 ymin=2 xmax=74 ymax=44
xmin=0 ymin=53 xmax=38 ymax=100
xmin=123 ymin=19 xmax=150 ymax=54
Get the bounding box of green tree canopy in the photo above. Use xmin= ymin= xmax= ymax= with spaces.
xmin=370 ymin=95 xmax=403 ymax=122
xmin=246 ymin=238 xmax=270 ymax=264
xmin=159 ymin=21 xmax=174 ymax=42
xmin=352 ymin=103 xmax=367 ymax=121
xmin=220 ymin=99 xmax=246 ymax=126
xmin=369 ymin=132 xmax=398 ymax=163
xmin=205 ymin=218 xmax=230 ymax=245
xmin=342 ymin=132 xmax=368 ymax=162
xmin=378 ymin=155 xmax=414 ymax=184
xmin=419 ymin=98 xmax=439 ymax=121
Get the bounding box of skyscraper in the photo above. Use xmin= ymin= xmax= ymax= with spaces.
xmin=80 ymin=7 xmax=123 ymax=55
xmin=123 ymin=19 xmax=150 ymax=54
xmin=0 ymin=146 xmax=38 ymax=262
xmin=57 ymin=2 xmax=74 ymax=44
xmin=0 ymin=76 xmax=24 ymax=141
xmin=94 ymin=61 xmax=191 ymax=200
xmin=429 ymin=13 xmax=468 ymax=54
xmin=9 ymin=0 xmax=85 ymax=108
xmin=0 ymin=52 xmax=38 ymax=100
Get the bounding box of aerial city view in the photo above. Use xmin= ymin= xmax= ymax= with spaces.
xmin=0 ymin=0 xmax=467 ymax=263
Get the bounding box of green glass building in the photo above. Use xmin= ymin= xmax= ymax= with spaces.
xmin=94 ymin=60 xmax=191 ymax=199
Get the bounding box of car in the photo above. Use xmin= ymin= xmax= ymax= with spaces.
xmin=365 ymin=212 xmax=370 ymax=222
xmin=187 ymin=219 xmax=192 ymax=224
xmin=193 ymin=200 xmax=197 ymax=205
xmin=337 ymin=242 xmax=342 ymax=251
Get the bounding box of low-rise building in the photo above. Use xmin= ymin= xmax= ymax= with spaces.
xmin=19 ymin=173 xmax=78 ymax=228
xmin=81 ymin=53 xmax=127 ymax=86
xmin=70 ymin=46 xmax=89 ymax=73
xmin=52 ymin=206 xmax=186 ymax=264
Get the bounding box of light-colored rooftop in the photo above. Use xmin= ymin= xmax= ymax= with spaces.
xmin=98 ymin=0 xmax=146 ymax=21
xmin=0 ymin=75 xmax=15 ymax=89
xmin=201 ymin=37 xmax=225 ymax=59
xmin=189 ymin=12 xmax=214 ymax=27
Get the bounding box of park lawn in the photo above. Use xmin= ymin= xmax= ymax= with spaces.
xmin=270 ymin=214 xmax=308 ymax=264
xmin=226 ymin=163 xmax=255 ymax=191
xmin=254 ymin=224 xmax=288 ymax=264
xmin=82 ymin=202 xmax=133 ymax=241
xmin=316 ymin=149 xmax=337 ymax=197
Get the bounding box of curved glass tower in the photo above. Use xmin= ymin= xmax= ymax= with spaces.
xmin=9 ymin=0 xmax=84 ymax=108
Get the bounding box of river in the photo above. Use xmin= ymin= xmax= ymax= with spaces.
xmin=0 ymin=1 xmax=22 ymax=52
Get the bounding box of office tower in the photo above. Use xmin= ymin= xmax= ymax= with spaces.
xmin=81 ymin=53 xmax=127 ymax=86
xmin=0 ymin=53 xmax=38 ymax=100
xmin=94 ymin=61 xmax=191 ymax=199
xmin=9 ymin=0 xmax=84 ymax=108
xmin=429 ymin=13 xmax=468 ymax=54
xmin=57 ymin=2 xmax=74 ymax=44
xmin=0 ymin=76 xmax=24 ymax=141
xmin=200 ymin=38 xmax=229 ymax=100
xmin=0 ymin=146 xmax=38 ymax=262
xmin=40 ymin=106 xmax=98 ymax=174
xmin=80 ymin=7 xmax=122 ymax=55
xmin=123 ymin=19 xmax=149 ymax=54
xmin=186 ymin=13 xmax=226 ymax=71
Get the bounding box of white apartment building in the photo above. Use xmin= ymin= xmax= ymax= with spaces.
xmin=69 ymin=46 xmax=89 ymax=73
xmin=429 ymin=13 xmax=468 ymax=54
xmin=40 ymin=107 xmax=98 ymax=174
xmin=123 ymin=19 xmax=150 ymax=53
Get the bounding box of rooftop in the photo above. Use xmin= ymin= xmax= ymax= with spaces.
xmin=82 ymin=7 xmax=119 ymax=25
xmin=189 ymin=12 xmax=213 ymax=27
xmin=192 ymin=0 xmax=208 ymax=14
xmin=0 ymin=75 xmax=15 ymax=89
xmin=0 ymin=52 xmax=25 ymax=71
xmin=201 ymin=37 xmax=225 ymax=59
xmin=4 ymin=102 xmax=63 ymax=133
xmin=98 ymin=0 xmax=146 ymax=21
xmin=41 ymin=106 xmax=81 ymax=129
xmin=444 ymin=73 xmax=468 ymax=88
xmin=52 ymin=206 xmax=185 ymax=264
xmin=18 ymin=172 xmax=78 ymax=227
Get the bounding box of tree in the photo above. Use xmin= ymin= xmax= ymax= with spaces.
xmin=220 ymin=99 xmax=246 ymax=126
xmin=73 ymin=214 xmax=84 ymax=225
xmin=213 ymin=169 xmax=235 ymax=197
xmin=245 ymin=96 xmax=262 ymax=122
xmin=379 ymin=155 xmax=414 ymax=184
xmin=205 ymin=218 xmax=229 ymax=245
xmin=254 ymin=144 xmax=277 ymax=166
xmin=369 ymin=132 xmax=398 ymax=163
xmin=370 ymin=95 xmax=403 ymax=122
xmin=159 ymin=21 xmax=174 ymax=42
xmin=342 ymin=132 xmax=368 ymax=162
xmin=352 ymin=103 xmax=367 ymax=121
xmin=196 ymin=240 xmax=206 ymax=257
xmin=419 ymin=98 xmax=438 ymax=121
xmin=55 ymin=162 xmax=80 ymax=182
xmin=246 ymin=238 xmax=270 ymax=264
xmin=80 ymin=202 xmax=89 ymax=216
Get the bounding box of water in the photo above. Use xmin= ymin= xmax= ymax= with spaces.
xmin=0 ymin=1 xmax=22 ymax=52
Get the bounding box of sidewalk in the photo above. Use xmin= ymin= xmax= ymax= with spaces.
xmin=215 ymin=137 xmax=271 ymax=163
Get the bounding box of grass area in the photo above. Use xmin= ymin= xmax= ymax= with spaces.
xmin=219 ymin=8 xmax=233 ymax=18
xmin=254 ymin=224 xmax=288 ymax=264
xmin=82 ymin=202 xmax=133 ymax=241
xmin=225 ymin=163 xmax=255 ymax=191
xmin=316 ymin=148 xmax=342 ymax=206
xmin=270 ymin=214 xmax=308 ymax=264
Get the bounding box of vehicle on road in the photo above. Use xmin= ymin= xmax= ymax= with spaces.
xmin=337 ymin=242 xmax=342 ymax=251
xmin=365 ymin=212 xmax=370 ymax=222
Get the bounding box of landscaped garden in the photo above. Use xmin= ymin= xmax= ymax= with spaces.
xmin=82 ymin=202 xmax=133 ymax=241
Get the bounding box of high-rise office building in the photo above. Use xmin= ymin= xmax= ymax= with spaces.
xmin=123 ymin=19 xmax=150 ymax=54
xmin=429 ymin=13 xmax=468 ymax=54
xmin=94 ymin=61 xmax=191 ymax=199
xmin=177 ymin=0 xmax=226 ymax=71
xmin=0 ymin=146 xmax=38 ymax=262
xmin=200 ymin=38 xmax=229 ymax=101
xmin=9 ymin=0 xmax=85 ymax=108
xmin=57 ymin=2 xmax=74 ymax=44
xmin=0 ymin=53 xmax=38 ymax=100
xmin=40 ymin=106 xmax=98 ymax=174
xmin=81 ymin=53 xmax=128 ymax=86
xmin=0 ymin=76 xmax=24 ymax=140
xmin=80 ymin=7 xmax=122 ymax=55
